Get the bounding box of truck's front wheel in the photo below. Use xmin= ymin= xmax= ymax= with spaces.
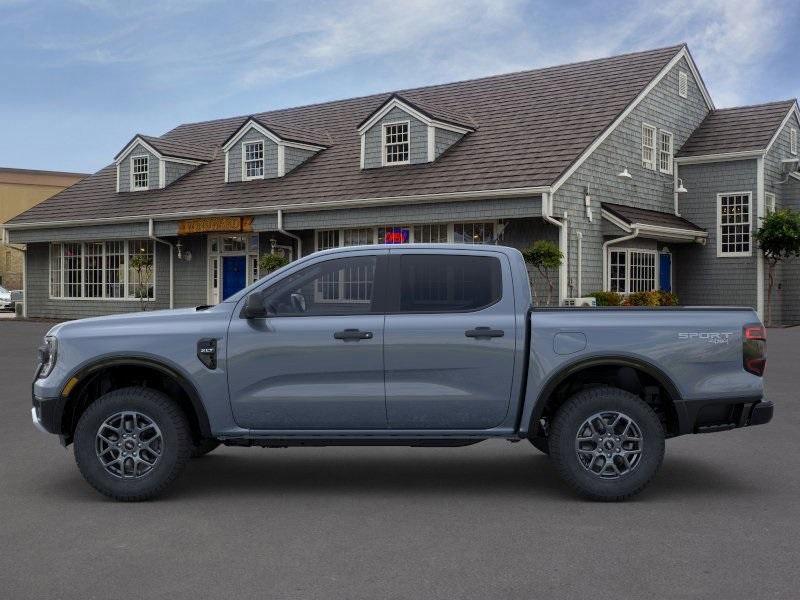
xmin=549 ymin=387 xmax=665 ymax=501
xmin=73 ymin=387 xmax=192 ymax=501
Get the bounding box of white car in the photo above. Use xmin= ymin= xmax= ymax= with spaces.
xmin=0 ymin=285 xmax=14 ymax=311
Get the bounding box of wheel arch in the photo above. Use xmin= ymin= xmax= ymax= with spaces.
xmin=59 ymin=356 xmax=212 ymax=444
xmin=527 ymin=355 xmax=685 ymax=438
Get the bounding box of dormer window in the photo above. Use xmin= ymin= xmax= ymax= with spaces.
xmin=131 ymin=156 xmax=149 ymax=190
xmin=243 ymin=141 xmax=265 ymax=179
xmin=383 ymin=122 xmax=410 ymax=165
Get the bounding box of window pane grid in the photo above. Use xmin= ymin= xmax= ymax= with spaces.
xmin=384 ymin=122 xmax=409 ymax=164
xmin=84 ymin=242 xmax=104 ymax=298
xmin=609 ymin=251 xmax=626 ymax=293
xmin=453 ymin=222 xmax=493 ymax=244
xmin=244 ymin=141 xmax=264 ymax=178
xmin=63 ymin=243 xmax=83 ymax=298
xmin=719 ymin=194 xmax=751 ymax=255
xmin=659 ymin=131 xmax=673 ymax=173
xmin=642 ymin=124 xmax=656 ymax=170
xmin=49 ymin=243 xmax=62 ymax=297
xmin=132 ymin=156 xmax=149 ymax=189
xmin=105 ymin=241 xmax=126 ymax=298
xmin=629 ymin=251 xmax=656 ymax=293
xmin=413 ymin=224 xmax=448 ymax=243
xmin=342 ymin=228 xmax=373 ymax=246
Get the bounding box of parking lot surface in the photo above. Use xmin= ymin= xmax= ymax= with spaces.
xmin=1 ymin=319 xmax=798 ymax=599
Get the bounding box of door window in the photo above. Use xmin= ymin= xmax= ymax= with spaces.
xmin=259 ymin=256 xmax=378 ymax=316
xmin=397 ymin=254 xmax=502 ymax=313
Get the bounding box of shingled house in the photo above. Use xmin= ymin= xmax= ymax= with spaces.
xmin=4 ymin=44 xmax=800 ymax=323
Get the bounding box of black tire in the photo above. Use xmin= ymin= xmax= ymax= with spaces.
xmin=549 ymin=387 xmax=665 ymax=501
xmin=191 ymin=438 xmax=221 ymax=458
xmin=528 ymin=436 xmax=550 ymax=455
xmin=73 ymin=387 xmax=192 ymax=502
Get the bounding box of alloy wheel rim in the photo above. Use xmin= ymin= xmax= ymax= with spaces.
xmin=95 ymin=411 xmax=163 ymax=479
xmin=574 ymin=411 xmax=643 ymax=479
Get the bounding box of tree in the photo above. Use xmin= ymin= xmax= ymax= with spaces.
xmin=754 ymin=208 xmax=800 ymax=326
xmin=259 ymin=252 xmax=290 ymax=275
xmin=129 ymin=251 xmax=153 ymax=312
xmin=522 ymin=240 xmax=563 ymax=307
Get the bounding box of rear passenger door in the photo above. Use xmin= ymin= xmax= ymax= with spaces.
xmin=383 ymin=249 xmax=517 ymax=430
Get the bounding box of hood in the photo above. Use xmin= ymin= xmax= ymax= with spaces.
xmin=47 ymin=305 xmax=227 ymax=337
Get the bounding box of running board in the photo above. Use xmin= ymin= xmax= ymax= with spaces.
xmin=221 ymin=437 xmax=487 ymax=448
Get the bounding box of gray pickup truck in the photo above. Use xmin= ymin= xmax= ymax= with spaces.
xmin=31 ymin=244 xmax=772 ymax=502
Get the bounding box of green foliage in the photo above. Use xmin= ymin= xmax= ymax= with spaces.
xmin=522 ymin=240 xmax=563 ymax=306
xmin=129 ymin=252 xmax=153 ymax=310
xmin=521 ymin=240 xmax=563 ymax=270
xmin=625 ymin=291 xmax=661 ymax=306
xmin=754 ymin=209 xmax=800 ymax=325
xmin=588 ymin=291 xmax=623 ymax=306
xmin=259 ymin=253 xmax=290 ymax=274
xmin=755 ymin=209 xmax=800 ymax=263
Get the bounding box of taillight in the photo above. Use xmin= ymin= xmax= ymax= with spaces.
xmin=743 ymin=323 xmax=766 ymax=376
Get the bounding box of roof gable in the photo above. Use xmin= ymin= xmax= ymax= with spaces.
xmin=356 ymin=93 xmax=475 ymax=134
xmin=221 ymin=117 xmax=329 ymax=152
xmin=114 ymin=134 xmax=214 ymax=164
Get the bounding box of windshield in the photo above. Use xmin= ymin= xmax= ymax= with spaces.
xmin=0 ymin=285 xmax=8 ymax=295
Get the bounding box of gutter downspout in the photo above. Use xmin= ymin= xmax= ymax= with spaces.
xmin=277 ymin=209 xmax=302 ymax=260
xmin=602 ymin=228 xmax=639 ymax=291
xmin=673 ymin=161 xmax=681 ymax=216
xmin=148 ymin=219 xmax=174 ymax=310
xmin=576 ymin=231 xmax=583 ymax=298
xmin=541 ymin=192 xmax=567 ymax=305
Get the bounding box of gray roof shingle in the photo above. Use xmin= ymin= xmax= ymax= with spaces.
xmin=603 ymin=202 xmax=705 ymax=232
xmin=11 ymin=45 xmax=686 ymax=225
xmin=677 ymin=100 xmax=797 ymax=157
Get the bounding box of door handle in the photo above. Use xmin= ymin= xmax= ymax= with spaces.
xmin=465 ymin=327 xmax=504 ymax=338
xmin=333 ymin=328 xmax=373 ymax=341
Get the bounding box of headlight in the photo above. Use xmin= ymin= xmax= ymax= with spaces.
xmin=37 ymin=336 xmax=58 ymax=379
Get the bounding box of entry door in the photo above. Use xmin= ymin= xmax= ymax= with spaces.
xmin=223 ymin=256 xmax=247 ymax=300
xmin=659 ymin=253 xmax=672 ymax=292
xmin=227 ymin=252 xmax=388 ymax=430
xmin=384 ymin=251 xmax=517 ymax=430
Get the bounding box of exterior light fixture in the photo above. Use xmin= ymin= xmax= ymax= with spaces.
xmin=617 ymin=167 xmax=632 ymax=180
xmin=675 ymin=178 xmax=688 ymax=193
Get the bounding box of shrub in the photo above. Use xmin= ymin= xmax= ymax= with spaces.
xmin=259 ymin=253 xmax=290 ymax=274
xmin=657 ymin=290 xmax=679 ymax=306
xmin=625 ymin=291 xmax=661 ymax=306
xmin=588 ymin=291 xmax=623 ymax=306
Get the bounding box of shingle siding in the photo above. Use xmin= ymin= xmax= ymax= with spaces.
xmin=164 ymin=161 xmax=195 ymax=186
xmin=555 ymin=57 xmax=710 ymax=297
xmin=673 ymin=160 xmax=758 ymax=307
xmin=764 ymin=110 xmax=800 ymax=325
xmin=434 ymin=128 xmax=464 ymax=159
xmin=8 ymin=222 xmax=150 ymax=244
xmin=173 ymin=235 xmax=208 ymax=307
xmin=500 ymin=218 xmax=560 ymax=305
xmin=363 ymin=107 xmax=427 ymax=168
xmin=117 ymin=143 xmax=159 ymax=192
xmin=284 ymin=146 xmax=316 ymax=174
xmin=226 ymin=128 xmax=279 ymax=182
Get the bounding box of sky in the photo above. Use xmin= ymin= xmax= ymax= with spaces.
xmin=1 ymin=0 xmax=798 ymax=173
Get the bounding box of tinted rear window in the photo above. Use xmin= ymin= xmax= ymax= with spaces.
xmin=398 ymin=254 xmax=502 ymax=313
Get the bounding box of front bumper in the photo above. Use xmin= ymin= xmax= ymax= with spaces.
xmin=31 ymin=395 xmax=67 ymax=435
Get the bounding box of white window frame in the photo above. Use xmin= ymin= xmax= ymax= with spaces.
xmin=717 ymin=192 xmax=753 ymax=257
xmin=242 ymin=140 xmax=265 ymax=180
xmin=659 ymin=130 xmax=674 ymax=174
xmin=206 ymin=233 xmax=260 ymax=305
xmin=314 ymin=221 xmax=497 ymax=251
xmin=642 ymin=123 xmax=657 ymax=170
xmin=678 ymin=70 xmax=688 ymax=99
xmin=130 ymin=155 xmax=149 ymax=191
xmin=48 ymin=240 xmax=156 ymax=301
xmin=765 ymin=192 xmax=776 ymax=214
xmin=790 ymin=127 xmax=797 ymax=155
xmin=606 ymin=248 xmax=659 ymax=293
xmin=382 ymin=120 xmax=411 ymax=166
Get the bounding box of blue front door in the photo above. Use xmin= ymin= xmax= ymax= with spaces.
xmin=659 ymin=253 xmax=672 ymax=292
xmin=223 ymin=256 xmax=247 ymax=300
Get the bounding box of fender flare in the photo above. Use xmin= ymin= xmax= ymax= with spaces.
xmin=526 ymin=354 xmax=685 ymax=435
xmin=62 ymin=355 xmax=212 ymax=438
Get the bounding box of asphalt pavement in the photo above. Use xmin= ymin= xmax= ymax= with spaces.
xmin=1 ymin=319 xmax=798 ymax=599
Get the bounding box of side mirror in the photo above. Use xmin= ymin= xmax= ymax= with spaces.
xmin=240 ymin=293 xmax=268 ymax=319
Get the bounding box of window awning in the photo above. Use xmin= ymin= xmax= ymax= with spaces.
xmin=601 ymin=203 xmax=707 ymax=243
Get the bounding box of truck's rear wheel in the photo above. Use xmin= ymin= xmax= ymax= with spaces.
xmin=549 ymin=387 xmax=664 ymax=501
xmin=73 ymin=387 xmax=192 ymax=501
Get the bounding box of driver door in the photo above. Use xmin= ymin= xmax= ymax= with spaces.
xmin=227 ymin=251 xmax=388 ymax=430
